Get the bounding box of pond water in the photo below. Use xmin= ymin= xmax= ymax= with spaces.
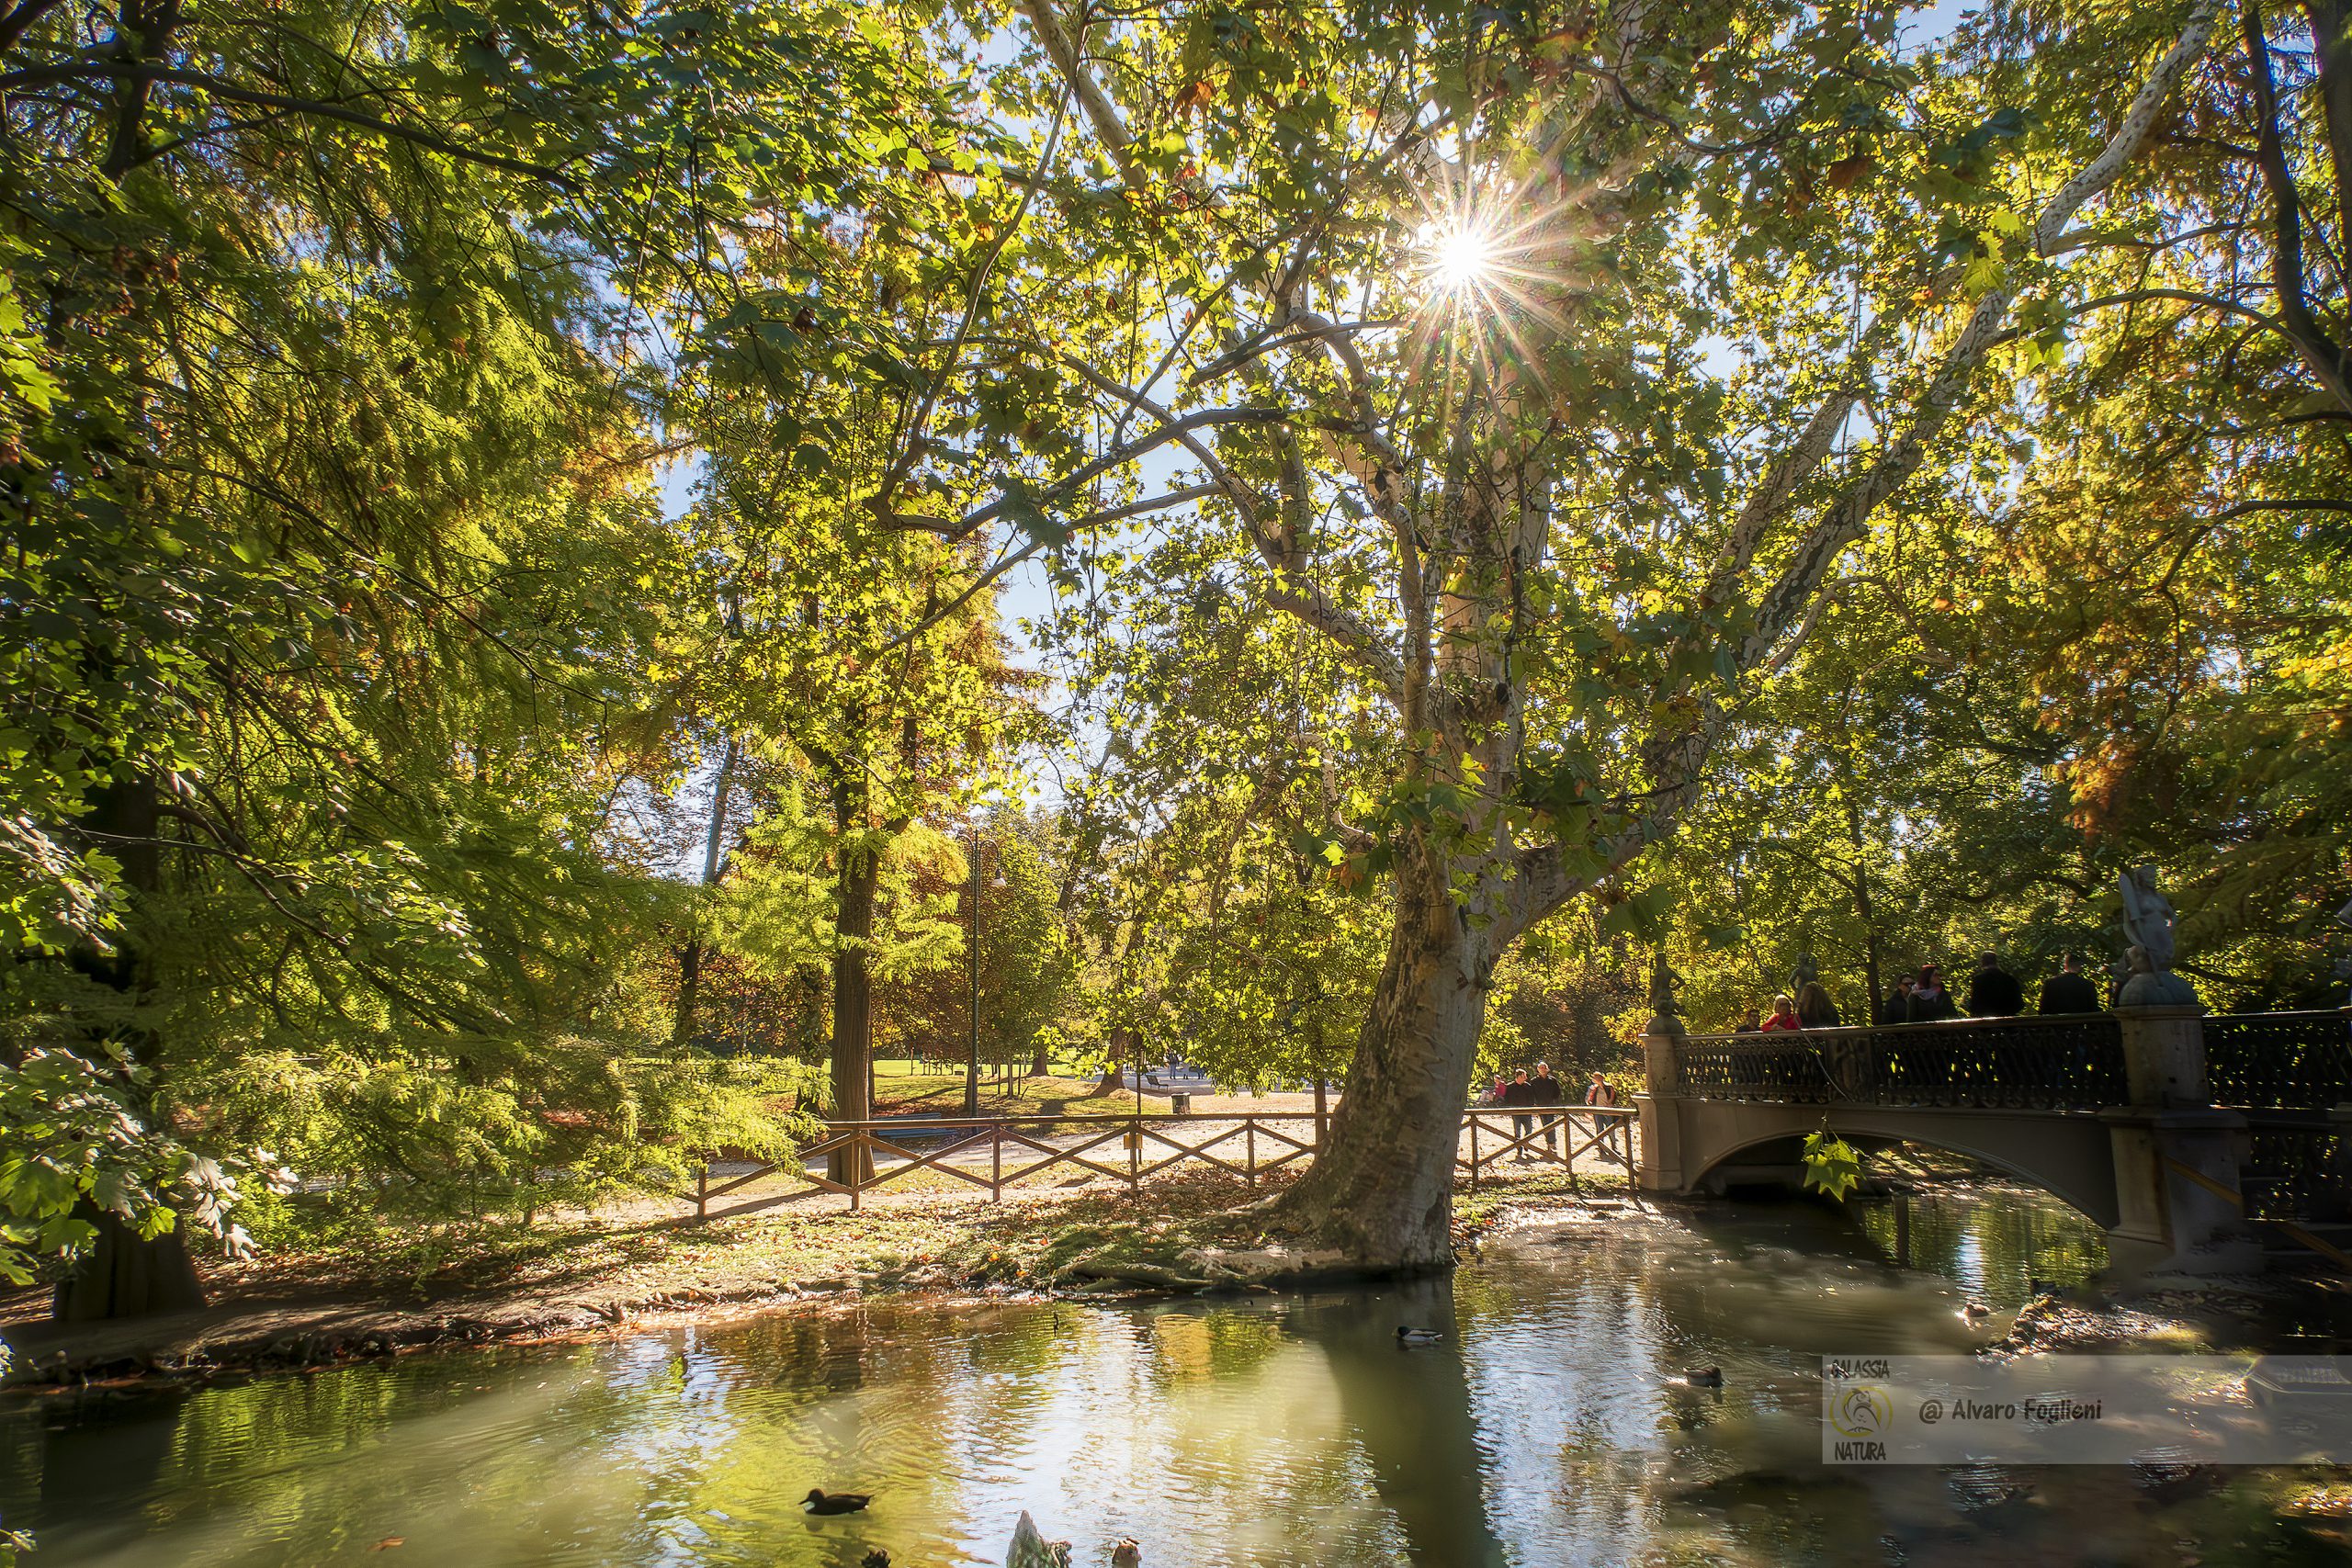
xmin=4 ymin=1190 xmax=2344 ymax=1568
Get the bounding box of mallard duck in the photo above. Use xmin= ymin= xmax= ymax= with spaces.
xmin=1962 ymin=1300 xmax=1991 ymax=1319
xmin=803 ymin=1488 xmax=873 ymax=1516
xmin=862 ymin=1552 xmax=891 ymax=1568
xmin=1395 ymin=1325 xmax=1443 ymax=1347
xmin=1680 ymin=1366 xmax=1723 ymax=1388
xmin=1111 ymin=1541 xmax=1142 ymax=1568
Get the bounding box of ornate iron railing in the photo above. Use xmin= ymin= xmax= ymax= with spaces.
xmin=2202 ymin=1010 xmax=2352 ymax=1111
xmin=2238 ymin=1111 xmax=2348 ymax=1224
xmin=1671 ymin=1015 xmax=2128 ymax=1111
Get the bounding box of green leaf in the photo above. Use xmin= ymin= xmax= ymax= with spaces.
xmin=1802 ymin=1132 xmax=1863 ymax=1201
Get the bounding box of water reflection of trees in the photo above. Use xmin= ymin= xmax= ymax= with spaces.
xmin=1460 ymin=1231 xmax=1673 ymax=1565
xmin=1848 ymin=1184 xmax=2107 ymax=1303
xmin=1295 ymin=1275 xmax=1509 ymax=1567
xmin=2 ymin=1193 xmax=2143 ymax=1568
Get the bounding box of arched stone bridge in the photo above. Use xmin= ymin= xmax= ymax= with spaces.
xmin=1633 ymin=1005 xmax=2352 ymax=1275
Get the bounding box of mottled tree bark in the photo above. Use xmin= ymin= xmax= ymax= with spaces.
xmin=1266 ymin=840 xmax=1495 ymax=1269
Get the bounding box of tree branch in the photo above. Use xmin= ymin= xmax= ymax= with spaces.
xmin=1747 ymin=0 xmax=2225 ymax=671
xmin=1017 ymin=0 xmax=1147 ymax=197
xmin=874 ymin=483 xmax=1223 ymax=654
xmin=1 ymin=60 xmax=581 ymax=188
xmin=0 ymin=0 xmax=64 ymax=52
xmin=2242 ymin=0 xmax=2352 ymax=412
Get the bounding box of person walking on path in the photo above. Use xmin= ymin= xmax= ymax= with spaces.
xmin=1880 ymin=974 xmax=1917 ymax=1026
xmin=1500 ymin=1069 xmax=1536 ymax=1160
xmin=2038 ymin=952 xmax=2102 ymax=1014
xmin=1965 ymin=952 xmax=2024 ymax=1016
xmin=1795 ymin=981 xmax=1842 ymax=1029
xmin=1907 ymin=964 xmax=1960 ymax=1021
xmin=1530 ymin=1061 xmax=1565 ymax=1160
xmin=1584 ymin=1070 xmax=1623 ymax=1156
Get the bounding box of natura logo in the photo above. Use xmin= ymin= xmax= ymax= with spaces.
xmin=1832 ymin=1384 xmax=1893 ymax=1439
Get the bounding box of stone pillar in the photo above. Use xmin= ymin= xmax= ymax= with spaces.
xmin=2117 ymin=999 xmax=2206 ymax=1109
xmin=2103 ymin=986 xmax=2260 ymax=1276
xmin=1635 ymin=953 xmax=1688 ymax=1195
xmin=1635 ymin=1021 xmax=1685 ymax=1195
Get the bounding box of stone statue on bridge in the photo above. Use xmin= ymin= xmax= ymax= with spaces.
xmin=2119 ymin=863 xmax=2197 ymax=1006
xmin=2120 ymin=864 xmax=2177 ymax=968
xmin=1646 ymin=951 xmax=1685 ymax=1038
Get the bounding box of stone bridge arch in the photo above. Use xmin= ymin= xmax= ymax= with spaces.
xmin=1670 ymin=1103 xmax=2122 ymax=1230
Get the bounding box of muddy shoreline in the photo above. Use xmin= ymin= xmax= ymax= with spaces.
xmin=4 ymin=1179 xmax=2332 ymax=1393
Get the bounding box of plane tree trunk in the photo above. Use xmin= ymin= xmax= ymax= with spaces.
xmin=1265 ymin=836 xmax=1503 ymax=1271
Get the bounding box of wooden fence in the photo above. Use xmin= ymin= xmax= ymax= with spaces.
xmin=691 ymin=1106 xmax=1641 ymax=1217
xmin=1458 ymin=1107 xmax=1639 ymax=1192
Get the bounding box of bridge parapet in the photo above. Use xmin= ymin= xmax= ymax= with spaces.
xmin=2203 ymin=1010 xmax=2352 ymax=1110
xmin=1663 ymin=1015 xmax=2127 ymax=1111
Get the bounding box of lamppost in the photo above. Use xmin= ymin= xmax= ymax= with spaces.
xmin=965 ymin=817 xmax=982 ymax=1117
xmin=964 ymin=816 xmax=1011 ymax=1115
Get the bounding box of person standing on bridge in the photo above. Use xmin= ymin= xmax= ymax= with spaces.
xmin=1530 ymin=1061 xmax=1564 ymax=1158
xmin=1965 ymin=952 xmax=2024 ymax=1016
xmin=1760 ymin=994 xmax=1803 ymax=1032
xmin=1879 ymin=973 xmax=1917 ymax=1026
xmin=2037 ymin=951 xmax=2102 ymax=1013
xmin=1795 ymin=981 xmax=1842 ymax=1029
xmin=1907 ymin=964 xmax=1960 ymax=1021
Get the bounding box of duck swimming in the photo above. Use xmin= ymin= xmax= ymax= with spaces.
xmin=803 ymin=1489 xmax=873 ymax=1516
xmin=1395 ymin=1325 xmax=1443 ymax=1347
xmin=1680 ymin=1366 xmax=1723 ymax=1388
xmin=1962 ymin=1300 xmax=1991 ymax=1319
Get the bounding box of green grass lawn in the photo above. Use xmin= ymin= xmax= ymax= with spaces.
xmin=171 ymin=1159 xmax=1632 ymax=1319
xmin=868 ymin=1060 xmax=1123 ymax=1118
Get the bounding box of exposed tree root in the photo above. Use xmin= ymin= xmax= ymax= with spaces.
xmin=1048 ymin=1201 xmax=1446 ymax=1292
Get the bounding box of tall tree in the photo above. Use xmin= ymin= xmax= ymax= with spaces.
xmin=0 ymin=0 xmax=967 ymax=1312
xmin=903 ymin=0 xmax=2235 ymax=1268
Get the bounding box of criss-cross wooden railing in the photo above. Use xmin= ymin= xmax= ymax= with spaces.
xmin=689 ymin=1107 xmax=1640 ymax=1217
xmin=1459 ymin=1106 xmax=1640 ymax=1194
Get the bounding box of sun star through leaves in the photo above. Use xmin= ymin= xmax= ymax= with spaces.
xmin=1429 ymin=222 xmax=1498 ymax=291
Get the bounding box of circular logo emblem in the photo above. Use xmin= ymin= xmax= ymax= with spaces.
xmin=1833 ymin=1384 xmax=1893 ymax=1438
